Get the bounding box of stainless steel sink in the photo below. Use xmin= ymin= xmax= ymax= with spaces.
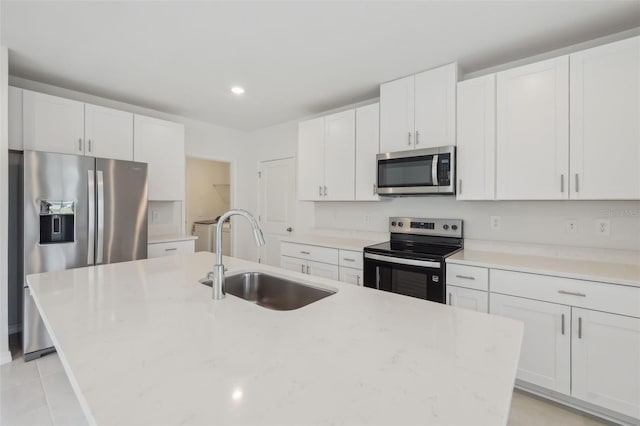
xmin=200 ymin=272 xmax=336 ymax=310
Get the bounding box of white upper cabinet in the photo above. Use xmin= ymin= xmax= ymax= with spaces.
xmin=324 ymin=110 xmax=356 ymax=201
xmin=569 ymin=36 xmax=640 ymax=200
xmin=355 ymin=103 xmax=380 ymax=201
xmin=297 ymin=109 xmax=362 ymax=201
xmin=379 ymin=75 xmax=414 ymax=153
xmin=8 ymin=86 xmax=22 ymax=150
xmin=414 ymin=63 xmax=457 ymax=149
xmin=133 ymin=114 xmax=185 ymax=201
xmin=23 ymin=90 xmax=85 ymax=156
xmin=456 ymin=74 xmax=496 ymax=200
xmin=380 ymin=63 xmax=457 ymax=153
xmin=496 ymin=56 xmax=569 ymax=200
xmin=298 ymin=116 xmax=326 ymax=201
xmin=84 ymin=104 xmax=134 ymax=161
xmin=571 ymin=308 xmax=640 ymax=419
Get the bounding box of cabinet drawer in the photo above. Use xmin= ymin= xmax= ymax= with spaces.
xmin=491 ymin=269 xmax=640 ymax=318
xmin=446 ymin=263 xmax=489 ymax=291
xmin=339 ymin=249 xmax=363 ymax=269
xmin=148 ymin=240 xmax=194 ymax=258
xmin=281 ymin=242 xmax=338 ymax=265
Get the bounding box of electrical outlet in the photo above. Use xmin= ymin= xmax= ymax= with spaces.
xmin=566 ymin=219 xmax=578 ymax=233
xmin=364 ymin=215 xmax=370 ymax=224
xmin=490 ymin=216 xmax=501 ymax=231
xmin=152 ymin=211 xmax=159 ymax=222
xmin=595 ymin=219 xmax=610 ymax=236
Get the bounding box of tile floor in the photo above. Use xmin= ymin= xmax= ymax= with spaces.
xmin=1 ymin=335 xmax=615 ymax=426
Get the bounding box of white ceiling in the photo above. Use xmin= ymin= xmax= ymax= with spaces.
xmin=2 ymin=1 xmax=639 ymax=131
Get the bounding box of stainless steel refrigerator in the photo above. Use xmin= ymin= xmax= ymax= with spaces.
xmin=22 ymin=150 xmax=148 ymax=361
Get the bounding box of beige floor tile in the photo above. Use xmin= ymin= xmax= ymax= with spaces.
xmin=40 ymin=371 xmax=88 ymax=426
xmin=508 ymin=390 xmax=612 ymax=426
xmin=0 ymin=404 xmax=53 ymax=426
xmin=36 ymin=353 xmax=64 ymax=378
xmin=0 ymin=379 xmax=48 ymax=424
xmin=0 ymin=358 xmax=40 ymax=391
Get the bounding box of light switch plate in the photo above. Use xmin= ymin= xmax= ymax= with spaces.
xmin=490 ymin=216 xmax=501 ymax=231
xmin=566 ymin=219 xmax=578 ymax=233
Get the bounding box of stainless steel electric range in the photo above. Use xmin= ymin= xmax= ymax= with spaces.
xmin=363 ymin=217 xmax=463 ymax=303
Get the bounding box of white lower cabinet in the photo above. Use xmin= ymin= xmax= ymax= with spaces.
xmin=571 ymin=308 xmax=640 ymax=419
xmin=280 ymin=255 xmax=339 ymax=280
xmin=281 ymin=242 xmax=362 ymax=284
xmin=490 ymin=293 xmax=571 ymax=394
xmin=446 ymin=285 xmax=488 ymax=313
xmin=339 ymin=267 xmax=363 ymax=286
xmin=148 ymin=240 xmax=195 ymax=258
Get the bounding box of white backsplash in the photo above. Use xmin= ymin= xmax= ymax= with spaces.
xmin=148 ymin=201 xmax=184 ymax=237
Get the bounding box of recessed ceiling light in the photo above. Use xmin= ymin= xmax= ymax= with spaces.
xmin=230 ymin=86 xmax=245 ymax=95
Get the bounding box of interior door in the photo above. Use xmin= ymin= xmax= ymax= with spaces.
xmin=258 ymin=157 xmax=296 ymax=266
xmin=96 ymin=158 xmax=148 ymax=264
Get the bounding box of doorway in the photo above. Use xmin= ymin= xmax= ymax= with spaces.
xmin=258 ymin=157 xmax=296 ymax=266
xmin=185 ymin=157 xmax=232 ymax=254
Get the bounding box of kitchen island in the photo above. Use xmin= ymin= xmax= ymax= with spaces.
xmin=27 ymin=252 xmax=523 ymax=425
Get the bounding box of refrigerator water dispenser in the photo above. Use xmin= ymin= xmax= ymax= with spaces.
xmin=39 ymin=200 xmax=75 ymax=244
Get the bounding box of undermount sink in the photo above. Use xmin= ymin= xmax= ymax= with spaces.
xmin=201 ymin=272 xmax=336 ymax=310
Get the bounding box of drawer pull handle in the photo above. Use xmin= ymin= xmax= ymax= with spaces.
xmin=301 ymin=265 xmax=304 ymax=273
xmin=558 ymin=290 xmax=586 ymax=297
xmin=306 ymin=265 xmax=310 ymax=274
xmin=165 ymin=248 xmax=178 ymax=252
xmin=448 ymin=292 xmax=452 ymax=305
xmin=578 ymin=317 xmax=583 ymax=339
xmin=300 ymin=251 xmax=311 ymax=255
xmin=561 ymin=313 xmax=565 ymax=335
xmin=343 ymin=258 xmax=356 ymax=262
xmin=455 ymin=275 xmax=475 ymax=280
xmin=356 ymin=275 xmax=360 ymax=286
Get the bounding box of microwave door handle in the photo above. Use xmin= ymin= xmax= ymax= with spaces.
xmin=431 ymin=154 xmax=439 ymax=185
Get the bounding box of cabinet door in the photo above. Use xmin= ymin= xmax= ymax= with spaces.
xmin=339 ymin=266 xmax=363 ymax=286
xmin=133 ymin=115 xmax=185 ymax=201
xmin=324 ymin=110 xmax=355 ymax=200
xmin=380 ymin=75 xmax=414 ymax=153
xmin=572 ymin=308 xmax=640 ymax=419
xmin=446 ymin=285 xmax=488 ymax=313
xmin=456 ymin=74 xmax=496 ymax=200
xmin=307 ymin=260 xmax=339 ymax=281
xmin=8 ymin=86 xmax=22 ymax=150
xmin=570 ymin=36 xmax=640 ymax=200
xmin=355 ymin=103 xmax=380 ymax=200
xmin=297 ymin=117 xmax=325 ymax=200
xmin=496 ymin=57 xmax=569 ymax=200
xmin=414 ymin=63 xmax=457 ymax=149
xmin=490 ymin=293 xmax=571 ymax=394
xmin=280 ymin=255 xmax=307 ymax=275
xmin=23 ymin=90 xmax=85 ymax=155
xmin=85 ymin=104 xmax=134 ymax=161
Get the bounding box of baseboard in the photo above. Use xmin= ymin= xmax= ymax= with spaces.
xmin=0 ymin=350 xmax=12 ymax=365
xmin=515 ymin=380 xmax=638 ymax=426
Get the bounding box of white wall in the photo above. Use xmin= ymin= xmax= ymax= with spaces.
xmin=1 ymin=47 xmax=12 ymax=363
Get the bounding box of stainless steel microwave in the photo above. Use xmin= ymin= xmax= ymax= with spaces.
xmin=376 ymin=146 xmax=455 ymax=195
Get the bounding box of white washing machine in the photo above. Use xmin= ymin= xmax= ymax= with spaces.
xmin=193 ymin=220 xmax=231 ymax=255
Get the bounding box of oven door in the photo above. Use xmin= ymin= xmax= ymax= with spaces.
xmin=363 ymin=252 xmax=445 ymax=303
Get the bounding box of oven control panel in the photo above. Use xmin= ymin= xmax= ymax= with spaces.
xmin=389 ymin=217 xmax=462 ymax=238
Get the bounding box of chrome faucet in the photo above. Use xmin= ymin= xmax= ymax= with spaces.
xmin=207 ymin=209 xmax=265 ymax=300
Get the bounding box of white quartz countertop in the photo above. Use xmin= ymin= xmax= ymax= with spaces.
xmin=447 ymin=249 xmax=640 ymax=288
xmin=27 ymin=253 xmax=523 ymax=426
xmin=281 ymin=234 xmax=383 ymax=251
xmin=148 ymin=234 xmax=198 ymax=244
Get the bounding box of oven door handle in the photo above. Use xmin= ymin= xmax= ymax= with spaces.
xmin=364 ymin=253 xmax=441 ymax=269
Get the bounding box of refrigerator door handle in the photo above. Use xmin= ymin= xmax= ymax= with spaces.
xmin=96 ymin=170 xmax=105 ymax=264
xmin=87 ymin=170 xmax=95 ymax=265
